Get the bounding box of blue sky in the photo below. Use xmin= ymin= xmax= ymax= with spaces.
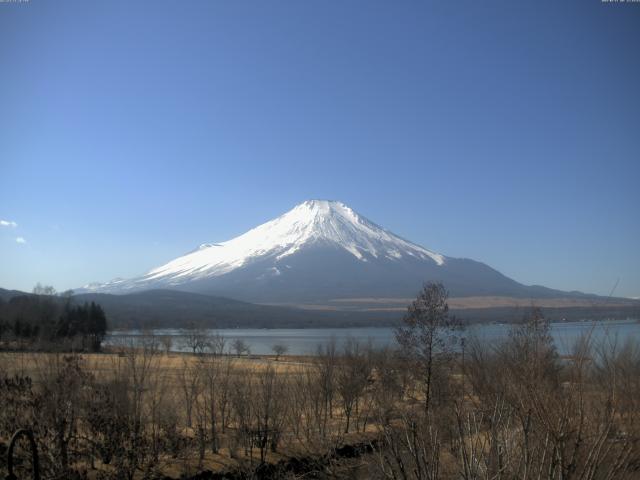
xmin=1 ymin=0 xmax=639 ymax=297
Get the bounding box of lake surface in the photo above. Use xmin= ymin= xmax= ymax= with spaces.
xmin=106 ymin=319 xmax=640 ymax=356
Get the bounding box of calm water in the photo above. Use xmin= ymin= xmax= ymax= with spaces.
xmin=106 ymin=319 xmax=640 ymax=356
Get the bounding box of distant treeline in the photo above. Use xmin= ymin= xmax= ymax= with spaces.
xmin=74 ymin=289 xmax=402 ymax=329
xmin=74 ymin=290 xmax=640 ymax=330
xmin=0 ymin=288 xmax=107 ymax=351
xmin=0 ymin=286 xmax=637 ymax=333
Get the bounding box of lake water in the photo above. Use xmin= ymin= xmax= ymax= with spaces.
xmin=106 ymin=319 xmax=640 ymax=356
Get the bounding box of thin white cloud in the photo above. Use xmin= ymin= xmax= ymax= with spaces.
xmin=0 ymin=220 xmax=17 ymax=228
xmin=15 ymin=237 xmax=26 ymax=244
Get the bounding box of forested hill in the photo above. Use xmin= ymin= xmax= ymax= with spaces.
xmin=73 ymin=290 xmax=394 ymax=329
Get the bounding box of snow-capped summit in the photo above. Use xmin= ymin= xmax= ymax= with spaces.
xmin=269 ymin=200 xmax=444 ymax=264
xmin=145 ymin=199 xmax=444 ymax=284
xmin=82 ymin=200 xmax=560 ymax=303
xmin=92 ymin=200 xmax=444 ymax=291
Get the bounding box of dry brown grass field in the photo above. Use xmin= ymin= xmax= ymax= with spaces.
xmin=1 ymin=344 xmax=383 ymax=479
xmin=2 ymin=306 xmax=640 ymax=479
xmin=0 ymin=350 xmax=314 ymax=378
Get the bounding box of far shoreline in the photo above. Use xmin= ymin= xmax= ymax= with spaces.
xmin=106 ymin=315 xmax=640 ymax=333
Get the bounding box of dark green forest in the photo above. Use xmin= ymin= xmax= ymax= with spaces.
xmin=0 ymin=291 xmax=107 ymax=351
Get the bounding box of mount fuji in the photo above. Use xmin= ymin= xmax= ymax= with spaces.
xmin=82 ymin=200 xmax=580 ymax=304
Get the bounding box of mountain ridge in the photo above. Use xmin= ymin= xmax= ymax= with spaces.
xmin=79 ymin=200 xmax=604 ymax=304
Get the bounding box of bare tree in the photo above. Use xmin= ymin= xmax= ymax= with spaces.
xmin=375 ymin=410 xmax=442 ymax=480
xmin=178 ymin=357 xmax=200 ymax=429
xmin=316 ymin=338 xmax=338 ymax=434
xmin=207 ymin=332 xmax=226 ymax=356
xmin=182 ymin=325 xmax=210 ymax=355
xmin=336 ymin=338 xmax=371 ymax=433
xmin=196 ymin=346 xmax=232 ymax=454
xmin=251 ymin=365 xmax=288 ymax=462
xmin=272 ymin=343 xmax=288 ymax=361
xmin=371 ymin=347 xmax=407 ymax=427
xmin=160 ymin=335 xmax=173 ymax=355
xmin=34 ymin=354 xmax=91 ymax=476
xmin=232 ymin=338 xmax=250 ymax=357
xmin=396 ymin=282 xmax=460 ymax=414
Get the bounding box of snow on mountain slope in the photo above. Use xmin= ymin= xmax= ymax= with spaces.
xmin=147 ymin=200 xmax=443 ymax=281
xmin=83 ymin=200 xmax=574 ymax=303
xmin=85 ymin=200 xmax=446 ymax=293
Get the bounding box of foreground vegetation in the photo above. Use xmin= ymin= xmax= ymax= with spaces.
xmin=1 ymin=284 xmax=639 ymax=479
